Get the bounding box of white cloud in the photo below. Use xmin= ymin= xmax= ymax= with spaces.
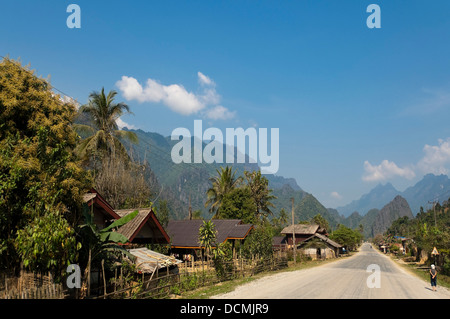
xmin=330 ymin=191 xmax=342 ymax=200
xmin=116 ymin=117 xmax=137 ymax=130
xmin=204 ymin=105 xmax=236 ymax=120
xmin=116 ymin=72 xmax=233 ymax=120
xmin=116 ymin=76 xmax=204 ymax=115
xmin=362 ymin=160 xmax=416 ymax=182
xmin=417 ymin=138 xmax=450 ymax=175
xmin=198 ymin=71 xmax=214 ymax=86
xmin=362 ymin=137 xmax=450 ymax=182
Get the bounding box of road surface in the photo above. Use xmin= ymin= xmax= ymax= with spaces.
xmin=213 ymin=243 xmax=450 ymax=299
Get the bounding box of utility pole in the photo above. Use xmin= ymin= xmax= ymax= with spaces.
xmin=291 ymin=197 xmax=296 ymax=264
xmin=188 ymin=194 xmax=192 ymax=220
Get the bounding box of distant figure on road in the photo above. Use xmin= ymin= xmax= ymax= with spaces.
xmin=430 ymin=264 xmax=437 ymax=292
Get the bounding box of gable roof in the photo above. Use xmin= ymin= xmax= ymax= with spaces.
xmin=115 ymin=208 xmax=170 ymax=244
xmin=312 ymin=233 xmax=342 ymax=249
xmin=166 ymin=219 xmax=253 ymax=249
xmin=82 ymin=188 xmax=121 ymax=220
xmin=281 ymin=224 xmax=321 ymax=236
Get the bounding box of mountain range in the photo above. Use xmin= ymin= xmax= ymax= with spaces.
xmin=121 ymin=128 xmax=309 ymax=219
xmin=92 ymin=124 xmax=450 ymax=238
xmin=336 ymin=174 xmax=450 ymax=217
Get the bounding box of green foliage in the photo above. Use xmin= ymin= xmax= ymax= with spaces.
xmin=384 ymin=202 xmax=450 ymax=273
xmin=329 ymin=224 xmax=362 ymax=251
xmin=205 ymin=166 xmax=243 ymax=217
xmin=220 ymin=187 xmax=257 ymax=224
xmin=205 ymin=167 xmax=276 ymax=226
xmin=75 ymin=88 xmax=137 ymax=165
xmin=385 ymin=216 xmax=412 ymax=237
xmin=212 ymin=242 xmax=233 ymax=280
xmin=244 ymin=170 xmax=276 ymax=222
xmin=198 ymin=220 xmax=217 ymax=260
xmin=77 ymin=205 xmax=138 ymax=289
xmin=156 ymin=200 xmax=170 ymax=228
xmin=242 ymin=225 xmax=273 ymax=260
xmin=0 ymin=58 xmax=91 ymax=274
xmin=311 ymin=214 xmax=329 ymax=232
xmin=78 ymin=207 xmax=138 ymax=265
xmin=16 ymin=209 xmax=80 ymax=276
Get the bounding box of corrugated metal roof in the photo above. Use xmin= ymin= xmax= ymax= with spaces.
xmin=128 ymin=248 xmax=182 ymax=273
xmin=166 ymin=219 xmax=253 ymax=248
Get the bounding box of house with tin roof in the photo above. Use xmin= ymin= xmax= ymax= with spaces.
xmin=273 ymin=223 xmax=341 ymax=259
xmin=166 ymin=219 xmax=253 ymax=260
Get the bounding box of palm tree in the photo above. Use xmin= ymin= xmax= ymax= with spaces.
xmin=205 ymin=166 xmax=243 ymax=218
xmin=244 ymin=170 xmax=276 ymax=222
xmin=75 ymin=88 xmax=138 ymax=165
xmin=278 ymin=208 xmax=289 ymax=227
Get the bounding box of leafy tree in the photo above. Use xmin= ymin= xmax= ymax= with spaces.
xmin=385 ymin=216 xmax=411 ymax=237
xmin=220 ymin=187 xmax=257 ymax=224
xmin=242 ymin=224 xmax=273 ymax=260
xmin=15 ymin=209 xmax=81 ymax=277
xmin=329 ymin=225 xmax=362 ymax=251
xmin=205 ymin=166 xmax=243 ymax=218
xmin=75 ymin=88 xmax=138 ymax=166
xmin=0 ymin=57 xmax=90 ymax=275
xmin=244 ymin=170 xmax=276 ymax=222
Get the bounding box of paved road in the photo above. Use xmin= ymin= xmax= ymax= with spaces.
xmin=213 ymin=243 xmax=450 ymax=299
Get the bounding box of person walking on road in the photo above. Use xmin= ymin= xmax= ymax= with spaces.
xmin=430 ymin=264 xmax=437 ymax=292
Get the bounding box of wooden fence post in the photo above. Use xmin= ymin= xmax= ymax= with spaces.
xmin=102 ymin=260 xmax=106 ymax=299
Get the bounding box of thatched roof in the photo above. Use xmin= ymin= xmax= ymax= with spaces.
xmin=128 ymin=247 xmax=182 ymax=273
xmin=281 ymin=224 xmax=324 ymax=236
xmin=312 ymin=233 xmax=342 ymax=249
xmin=82 ymin=189 xmax=121 ymax=220
xmin=115 ymin=208 xmax=170 ymax=244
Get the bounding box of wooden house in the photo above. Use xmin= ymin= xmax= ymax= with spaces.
xmin=166 ymin=219 xmax=253 ymax=260
xmin=276 ymin=223 xmax=342 ymax=259
xmin=82 ymin=189 xmax=170 ymax=245
xmin=115 ymin=209 xmax=170 ymax=245
xmin=82 ymin=189 xmax=121 ymax=229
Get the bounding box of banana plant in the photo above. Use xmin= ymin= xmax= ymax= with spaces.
xmin=79 ymin=205 xmax=138 ymax=259
xmin=78 ymin=205 xmax=139 ymax=296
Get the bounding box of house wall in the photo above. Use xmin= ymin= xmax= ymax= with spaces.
xmin=93 ymin=208 xmax=108 ymax=229
xmin=134 ymin=223 xmax=155 ymax=240
xmin=301 ymin=247 xmax=337 ymax=260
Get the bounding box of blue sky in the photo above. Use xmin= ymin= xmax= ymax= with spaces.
xmin=2 ymin=1 xmax=450 ymax=208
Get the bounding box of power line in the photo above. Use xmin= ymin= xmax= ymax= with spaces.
xmin=0 ymin=55 xmax=254 ymax=183
xmin=0 ymin=55 xmax=82 ymax=105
